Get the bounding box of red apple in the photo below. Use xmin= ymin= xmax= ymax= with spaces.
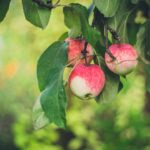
xmin=68 ymin=64 xmax=105 ymax=99
xmin=65 ymin=37 xmax=94 ymax=66
xmin=105 ymin=44 xmax=138 ymax=75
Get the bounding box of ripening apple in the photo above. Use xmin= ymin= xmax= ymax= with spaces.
xmin=68 ymin=64 xmax=105 ymax=99
xmin=105 ymin=44 xmax=138 ymax=75
xmin=65 ymin=37 xmax=94 ymax=66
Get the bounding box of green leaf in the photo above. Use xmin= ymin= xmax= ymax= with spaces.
xmin=144 ymin=21 xmax=150 ymax=57
xmin=22 ymin=0 xmax=51 ymax=29
xmin=32 ymin=96 xmax=50 ymax=130
xmin=63 ymin=4 xmax=101 ymax=55
xmin=93 ymin=0 xmax=121 ymax=17
xmin=58 ymin=32 xmax=68 ymax=41
xmin=80 ymin=15 xmax=101 ymax=54
xmin=95 ymin=57 xmax=120 ymax=102
xmin=70 ymin=3 xmax=88 ymax=18
xmin=108 ymin=0 xmax=135 ymax=43
xmin=131 ymin=0 xmax=140 ymax=4
xmin=0 ymin=0 xmax=11 ymax=22
xmin=40 ymin=68 xmax=67 ymax=128
xmin=63 ymin=3 xmax=89 ymax=38
xmin=136 ymin=20 xmax=150 ymax=58
xmin=37 ymin=41 xmax=68 ymax=91
xmin=72 ymin=4 xmax=101 ymax=54
xmin=87 ymin=2 xmax=95 ymax=16
xmin=136 ymin=25 xmax=145 ymax=55
xmin=37 ymin=41 xmax=68 ymax=128
xmin=136 ymin=20 xmax=150 ymax=92
xmin=127 ymin=23 xmax=139 ymax=45
xmin=63 ymin=6 xmax=82 ymax=38
xmin=145 ymin=65 xmax=150 ymax=92
xmin=96 ymin=69 xmax=120 ymax=102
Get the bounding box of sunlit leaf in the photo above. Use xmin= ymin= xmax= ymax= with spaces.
xmin=37 ymin=41 xmax=68 ymax=91
xmin=32 ymin=96 xmax=50 ymax=130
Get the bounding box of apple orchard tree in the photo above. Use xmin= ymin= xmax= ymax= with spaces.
xmin=1 ymin=0 xmax=150 ymax=129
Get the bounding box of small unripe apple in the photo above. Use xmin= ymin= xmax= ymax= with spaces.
xmin=105 ymin=44 xmax=138 ymax=75
xmin=68 ymin=64 xmax=105 ymax=99
xmin=65 ymin=37 xmax=94 ymax=66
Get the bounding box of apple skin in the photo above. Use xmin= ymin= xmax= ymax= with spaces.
xmin=105 ymin=44 xmax=138 ymax=75
xmin=65 ymin=38 xmax=94 ymax=66
xmin=68 ymin=64 xmax=105 ymax=99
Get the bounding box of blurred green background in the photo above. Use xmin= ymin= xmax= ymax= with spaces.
xmin=0 ymin=1 xmax=150 ymax=150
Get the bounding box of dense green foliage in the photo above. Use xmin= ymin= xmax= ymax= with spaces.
xmin=0 ymin=0 xmax=150 ymax=150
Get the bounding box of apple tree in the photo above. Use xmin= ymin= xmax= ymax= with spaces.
xmin=0 ymin=0 xmax=150 ymax=130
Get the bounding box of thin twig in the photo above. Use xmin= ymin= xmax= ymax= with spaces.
xmin=53 ymin=0 xmax=66 ymax=8
xmin=32 ymin=0 xmax=52 ymax=9
xmin=32 ymin=0 xmax=66 ymax=9
xmin=65 ymin=56 xmax=80 ymax=67
xmin=66 ymin=53 xmax=93 ymax=67
xmin=104 ymin=23 xmax=116 ymax=61
xmin=81 ymin=41 xmax=89 ymax=65
xmin=53 ymin=4 xmax=67 ymax=8
xmin=107 ymin=26 xmax=121 ymax=42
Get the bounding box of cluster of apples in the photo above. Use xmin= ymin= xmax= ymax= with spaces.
xmin=66 ymin=37 xmax=138 ymax=100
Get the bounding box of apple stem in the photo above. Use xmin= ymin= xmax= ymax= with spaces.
xmin=104 ymin=24 xmax=116 ymax=61
xmin=81 ymin=41 xmax=88 ymax=65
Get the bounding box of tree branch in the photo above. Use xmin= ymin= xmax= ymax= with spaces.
xmin=81 ymin=41 xmax=89 ymax=65
xmin=104 ymin=24 xmax=116 ymax=61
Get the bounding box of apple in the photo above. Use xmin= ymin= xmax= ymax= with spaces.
xmin=68 ymin=64 xmax=105 ymax=99
xmin=65 ymin=37 xmax=94 ymax=66
xmin=105 ymin=44 xmax=138 ymax=75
